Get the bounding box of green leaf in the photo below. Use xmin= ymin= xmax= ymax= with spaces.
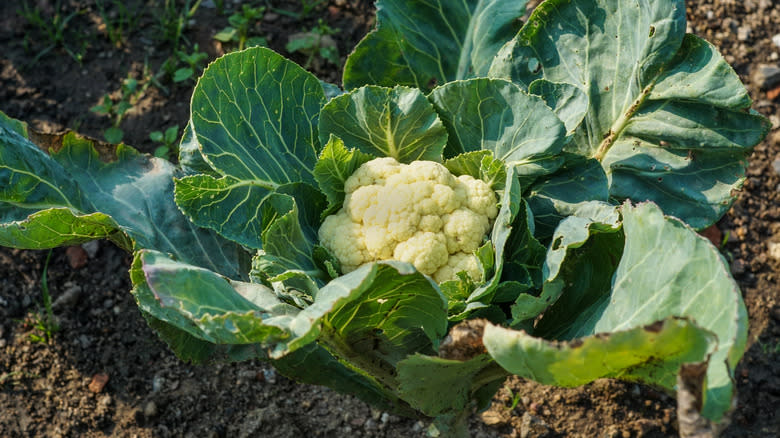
xmin=174 ymin=174 xmax=273 ymax=250
xmin=514 ymin=210 xmax=622 ymax=326
xmin=134 ymin=249 xmax=297 ymax=347
xmin=272 ymin=343 xmax=417 ymax=417
xmin=253 ymin=193 xmax=321 ymax=286
xmin=290 ymin=262 xmax=448 ymax=386
xmin=429 ymin=79 xmax=567 ymax=176
xmin=528 ymin=202 xmax=747 ymax=421
xmin=443 ymin=150 xmax=507 ymax=191
xmin=313 ymin=135 xmax=373 ymax=216
xmin=524 ymin=158 xmax=610 ymax=239
xmin=103 ymin=127 xmax=124 ymax=145
xmin=343 ymin=0 xmax=528 ymax=92
xmin=490 ymin=1 xmax=769 ymax=228
xmin=191 ymin=46 xmax=325 ymax=186
xmin=397 ymin=354 xmax=500 ymax=417
xmin=178 ymin=121 xmax=216 ymax=175
xmin=0 ymin=207 xmax=122 ymax=249
xmin=484 ymin=317 xmax=715 ymax=389
xmin=528 ymin=79 xmax=589 ymax=136
xmin=318 ymin=85 xmax=447 ymax=163
xmin=173 ymin=67 xmax=194 ymax=83
xmin=466 ymin=166 xmax=525 ymax=306
xmin=0 ymin=115 xmax=245 ymax=278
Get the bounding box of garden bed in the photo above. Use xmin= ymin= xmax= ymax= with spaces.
xmin=0 ymin=1 xmax=778 ymax=437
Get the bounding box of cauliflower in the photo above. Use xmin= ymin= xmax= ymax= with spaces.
xmin=318 ymin=157 xmax=499 ymax=283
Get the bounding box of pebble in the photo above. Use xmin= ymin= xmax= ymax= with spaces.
xmin=82 ymin=240 xmax=99 ymax=258
xmin=66 ymin=245 xmax=88 ymax=268
xmin=88 ymin=373 xmax=109 ymax=393
xmin=52 ymin=284 xmax=82 ymax=311
xmin=752 ymin=64 xmax=780 ymax=89
xmin=144 ymin=400 xmax=158 ymax=417
xmin=262 ymin=368 xmax=276 ymax=384
xmin=772 ymin=157 xmax=780 ymax=175
xmin=773 ymin=34 xmax=780 ymax=49
xmin=768 ymin=242 xmax=780 ymax=261
xmin=152 ymin=374 xmax=165 ymax=393
xmin=737 ymin=26 xmax=751 ymax=42
xmin=520 ymin=412 xmax=552 ymax=438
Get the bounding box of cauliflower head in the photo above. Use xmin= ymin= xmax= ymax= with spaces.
xmin=318 ymin=157 xmax=499 ymax=283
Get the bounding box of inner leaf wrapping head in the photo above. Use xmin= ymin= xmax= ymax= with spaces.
xmin=318 ymin=157 xmax=498 ymax=283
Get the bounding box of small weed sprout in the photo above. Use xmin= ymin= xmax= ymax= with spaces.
xmin=150 ymin=125 xmax=180 ymax=159
xmin=90 ymin=75 xmax=149 ymax=144
xmin=28 ymin=250 xmax=58 ymax=343
xmin=286 ymin=19 xmax=339 ymax=69
xmin=154 ymin=0 xmax=203 ymax=48
xmin=213 ymin=4 xmax=267 ymax=51
xmin=173 ymin=44 xmax=208 ymax=83
xmin=17 ymin=0 xmax=87 ymax=65
xmin=94 ymin=0 xmax=143 ymax=47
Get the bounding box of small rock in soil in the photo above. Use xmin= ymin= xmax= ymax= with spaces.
xmin=65 ymin=245 xmax=88 ymax=269
xmin=143 ymin=400 xmax=158 ymax=418
xmin=81 ymin=240 xmax=99 ymax=258
xmin=737 ymin=26 xmax=751 ymax=41
xmin=767 ymin=242 xmax=780 ymax=260
xmin=773 ymin=34 xmax=780 ymax=49
xmin=520 ymin=412 xmax=552 ymax=438
xmin=88 ymin=372 xmax=109 ymax=393
xmin=731 ymin=259 xmax=747 ymax=275
xmin=752 ymin=64 xmax=780 ymax=89
xmin=772 ymin=157 xmax=780 ymax=176
xmin=52 ymin=283 xmax=81 ymax=311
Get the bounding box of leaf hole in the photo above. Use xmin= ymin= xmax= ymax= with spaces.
xmin=649 ymin=26 xmax=656 ymax=37
xmin=552 ymin=236 xmax=563 ymax=250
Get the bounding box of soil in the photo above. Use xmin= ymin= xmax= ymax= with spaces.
xmin=0 ymin=1 xmax=778 ymax=437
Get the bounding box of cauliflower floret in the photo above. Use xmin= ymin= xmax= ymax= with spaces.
xmin=433 ymin=252 xmax=482 ymax=284
xmin=442 ymin=209 xmax=491 ymax=253
xmin=393 ymin=232 xmax=449 ymax=275
xmin=318 ymin=157 xmax=499 ymax=282
xmin=458 ymin=175 xmax=499 ymax=219
xmin=344 ymin=157 xmax=401 ymax=193
xmin=318 ymin=213 xmax=368 ymax=273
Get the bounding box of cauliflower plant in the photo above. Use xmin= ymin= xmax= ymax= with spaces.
xmin=318 ymin=157 xmax=499 ymax=283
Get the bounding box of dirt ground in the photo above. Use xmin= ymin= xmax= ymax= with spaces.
xmin=0 ymin=1 xmax=778 ymax=437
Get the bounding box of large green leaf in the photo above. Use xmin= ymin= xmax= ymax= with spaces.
xmin=343 ymin=0 xmax=528 ymax=92
xmin=524 ymin=157 xmax=610 ymax=239
xmin=513 ymin=208 xmax=622 ymax=327
xmin=133 ymin=250 xmax=299 ymax=352
xmin=397 ymin=354 xmax=503 ymax=418
xmin=317 ymin=85 xmax=447 ymax=163
xmin=250 ymin=191 xmax=323 ymax=294
xmin=485 ymin=317 xmax=715 ymax=389
xmin=429 ymin=78 xmax=567 ymax=179
xmin=290 ymin=262 xmax=449 ymax=389
xmin=190 ymin=46 xmax=325 ymax=186
xmin=524 ymin=202 xmax=746 ymax=420
xmin=490 ymin=0 xmax=770 ymax=229
xmin=0 ymin=116 xmax=245 ymax=278
xmin=174 ymin=174 xmax=273 ymax=249
xmin=180 ymin=47 xmax=327 ymax=246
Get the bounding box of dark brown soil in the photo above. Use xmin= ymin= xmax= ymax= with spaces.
xmin=1 ymin=1 xmax=778 ymax=437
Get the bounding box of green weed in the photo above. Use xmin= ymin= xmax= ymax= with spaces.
xmin=28 ymin=250 xmax=58 ymax=343
xmin=150 ymin=125 xmax=180 ymax=159
xmin=94 ymin=0 xmax=144 ymax=47
xmin=18 ymin=0 xmax=87 ymax=65
xmin=286 ymin=19 xmax=339 ymax=69
xmin=213 ymin=4 xmax=267 ymax=51
xmin=90 ymin=74 xmax=149 ymax=144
